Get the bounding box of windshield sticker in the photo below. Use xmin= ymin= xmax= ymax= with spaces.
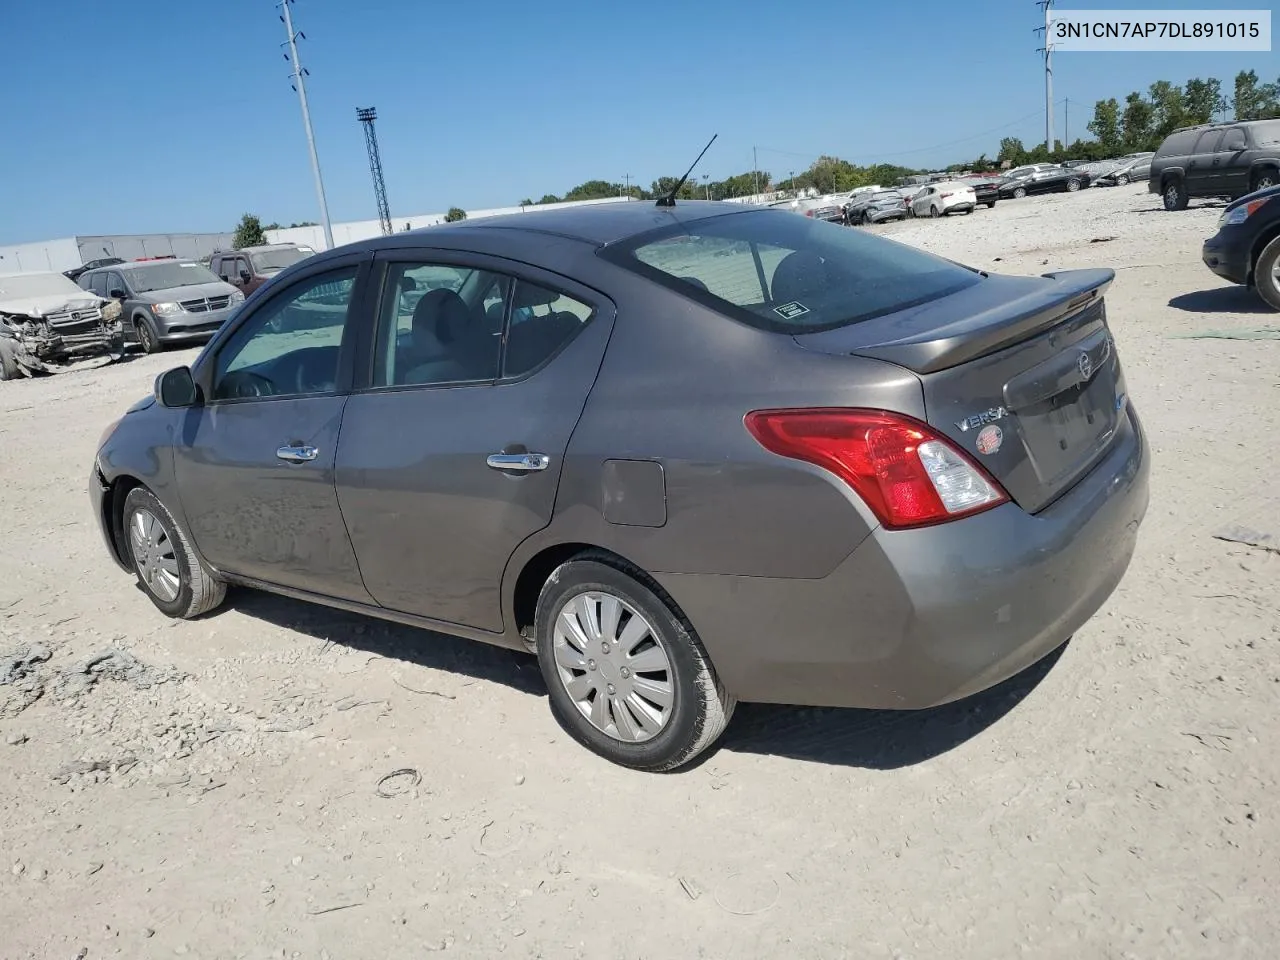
xmin=773 ymin=301 xmax=811 ymax=320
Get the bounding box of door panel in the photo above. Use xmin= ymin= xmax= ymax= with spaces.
xmin=175 ymin=257 xmax=375 ymax=602
xmin=175 ymin=397 xmax=372 ymax=601
xmin=1217 ymin=128 xmax=1250 ymax=196
xmin=336 ymin=258 xmax=616 ymax=631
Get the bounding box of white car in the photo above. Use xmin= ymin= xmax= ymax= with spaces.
xmin=908 ymin=181 xmax=977 ymax=218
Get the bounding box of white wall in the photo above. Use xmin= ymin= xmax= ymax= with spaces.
xmin=0 ymin=237 xmax=82 ymax=274
xmin=264 ymin=196 xmax=641 ymax=251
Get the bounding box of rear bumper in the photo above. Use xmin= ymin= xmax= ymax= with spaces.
xmin=657 ymin=403 xmax=1150 ymax=710
xmin=1201 ymin=232 xmax=1251 ymax=285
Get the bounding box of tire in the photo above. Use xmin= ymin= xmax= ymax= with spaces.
xmin=1066 ymin=178 xmax=1081 ymax=192
xmin=1163 ymin=177 xmax=1188 ymax=211
xmin=985 ymin=201 xmax=996 ymax=208
xmin=0 ymin=339 xmax=18 ymax=381
xmin=1254 ymin=234 xmax=1280 ymax=312
xmin=906 ymin=206 xmax=915 ymax=218
xmin=534 ymin=557 xmax=735 ymax=772
xmin=1251 ymin=170 xmax=1278 ymax=193
xmin=135 ymin=317 xmax=162 ymax=354
xmin=1013 ymin=187 xmax=1027 ymax=199
xmin=122 ymin=486 xmax=226 ymax=619
xmin=1116 ymin=173 xmax=1129 ymax=185
xmin=929 ymin=205 xmax=940 ymax=218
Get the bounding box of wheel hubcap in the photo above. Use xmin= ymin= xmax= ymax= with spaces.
xmin=552 ymin=591 xmax=674 ymax=743
xmin=129 ymin=509 xmax=180 ymax=602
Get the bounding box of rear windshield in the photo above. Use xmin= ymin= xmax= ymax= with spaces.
xmin=601 ymin=209 xmax=981 ymax=334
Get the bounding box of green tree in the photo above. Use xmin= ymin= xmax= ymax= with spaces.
xmin=444 ymin=207 xmax=467 ymax=222
xmin=519 ymin=198 xmax=533 ymax=206
xmin=649 ymin=176 xmax=698 ymax=200
xmin=537 ymin=194 xmax=561 ymax=204
xmin=1233 ymin=69 xmax=1280 ymax=120
xmin=1183 ymin=77 xmax=1225 ymax=125
xmin=997 ymin=137 xmax=1027 ymax=166
xmin=563 ymin=179 xmax=624 ymax=201
xmin=1088 ymin=98 xmax=1123 ymax=156
xmin=232 ymin=213 xmax=266 ymax=249
xmin=1121 ymin=92 xmax=1154 ymax=151
xmin=1148 ymin=81 xmax=1186 ymax=140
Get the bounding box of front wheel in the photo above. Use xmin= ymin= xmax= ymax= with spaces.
xmin=929 ymin=205 xmax=940 ymax=218
xmin=122 ymin=486 xmax=226 ymax=619
xmin=1251 ymin=170 xmax=1278 ymax=193
xmin=1163 ymin=178 xmax=1188 ymax=210
xmin=1254 ymin=234 xmax=1280 ymax=311
xmin=1116 ymin=173 xmax=1129 ymax=185
xmin=535 ymin=558 xmax=735 ymax=771
xmin=985 ymin=201 xmax=996 ymax=208
xmin=135 ymin=317 xmax=162 ymax=354
xmin=1013 ymin=187 xmax=1027 ymax=199
xmin=1066 ymin=178 xmax=1081 ymax=192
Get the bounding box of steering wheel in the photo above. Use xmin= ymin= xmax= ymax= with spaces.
xmin=218 ymin=370 xmax=275 ymax=399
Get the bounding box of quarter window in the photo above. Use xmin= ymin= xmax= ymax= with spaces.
xmin=503 ymin=281 xmax=593 ymax=378
xmin=212 ymin=266 xmax=358 ymax=401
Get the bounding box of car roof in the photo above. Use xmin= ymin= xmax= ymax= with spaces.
xmin=396 ymin=200 xmax=755 ymax=249
xmin=236 ymin=244 xmax=303 ymax=253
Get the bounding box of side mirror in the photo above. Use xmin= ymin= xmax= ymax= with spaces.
xmin=239 ymin=270 xmax=252 ymax=283
xmin=155 ymin=366 xmax=199 ymax=408
xmin=109 ymin=289 xmax=126 ymax=299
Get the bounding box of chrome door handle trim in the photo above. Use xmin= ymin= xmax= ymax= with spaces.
xmin=486 ymin=452 xmax=550 ymax=472
xmin=277 ymin=444 xmax=319 ymax=463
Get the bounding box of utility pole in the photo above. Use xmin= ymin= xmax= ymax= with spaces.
xmin=1035 ymin=0 xmax=1055 ymax=153
xmin=623 ymin=173 xmax=631 ymax=199
xmin=356 ymin=108 xmax=392 ymax=236
xmin=753 ymin=146 xmax=760 ymax=199
xmin=1064 ymin=98 xmax=1070 ymax=148
xmin=279 ymin=0 xmax=333 ymax=249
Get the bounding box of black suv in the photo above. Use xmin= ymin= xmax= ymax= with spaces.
xmin=1150 ymin=119 xmax=1280 ymax=211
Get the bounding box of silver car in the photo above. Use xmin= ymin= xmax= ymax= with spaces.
xmin=79 ymin=260 xmax=244 ymax=354
xmin=90 ymin=201 xmax=1150 ymax=771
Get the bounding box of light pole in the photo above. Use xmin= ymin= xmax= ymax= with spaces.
xmin=279 ymin=0 xmax=334 ymax=250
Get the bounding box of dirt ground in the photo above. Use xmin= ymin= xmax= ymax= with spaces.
xmin=2 ymin=183 xmax=1278 ymax=959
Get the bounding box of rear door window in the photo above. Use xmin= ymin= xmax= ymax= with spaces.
xmin=604 ymin=209 xmax=980 ymax=334
xmin=1221 ymin=128 xmax=1247 ymax=151
xmin=1194 ymin=130 xmax=1223 ymax=154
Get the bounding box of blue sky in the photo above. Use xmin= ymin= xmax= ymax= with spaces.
xmin=0 ymin=0 xmax=1273 ymax=243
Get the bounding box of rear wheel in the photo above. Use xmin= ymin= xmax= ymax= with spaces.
xmin=1254 ymin=234 xmax=1280 ymax=311
xmin=1013 ymin=186 xmax=1027 ymax=199
xmin=1066 ymin=178 xmax=1081 ymax=192
xmin=135 ymin=317 xmax=162 ymax=354
xmin=985 ymin=201 xmax=996 ymax=208
xmin=1251 ymin=170 xmax=1278 ymax=193
xmin=534 ymin=557 xmax=735 ymax=772
xmin=1163 ymin=177 xmax=1188 ymax=211
xmin=929 ymin=205 xmax=940 ymax=218
xmin=122 ymin=486 xmax=226 ymax=619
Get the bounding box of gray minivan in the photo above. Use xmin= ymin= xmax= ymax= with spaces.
xmin=80 ymin=260 xmax=244 ymax=353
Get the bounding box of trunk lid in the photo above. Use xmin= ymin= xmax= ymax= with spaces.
xmin=793 ymin=268 xmax=1126 ymax=513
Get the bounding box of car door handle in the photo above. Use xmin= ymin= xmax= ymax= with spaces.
xmin=276 ymin=444 xmax=319 ymax=463
xmin=486 ymin=452 xmax=550 ymax=472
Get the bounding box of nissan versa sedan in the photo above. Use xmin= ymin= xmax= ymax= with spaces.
xmin=90 ymin=200 xmax=1150 ymax=771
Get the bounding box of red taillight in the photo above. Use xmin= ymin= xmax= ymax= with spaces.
xmin=805 ymin=209 xmax=814 ymax=217
xmin=743 ymin=408 xmax=1010 ymax=529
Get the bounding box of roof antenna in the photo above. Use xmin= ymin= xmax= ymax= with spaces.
xmin=655 ymin=134 xmax=718 ymax=207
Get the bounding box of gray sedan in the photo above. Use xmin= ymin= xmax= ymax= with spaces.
xmin=90 ymin=201 xmax=1150 ymax=770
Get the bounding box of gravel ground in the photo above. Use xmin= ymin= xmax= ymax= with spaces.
xmin=2 ymin=183 xmax=1278 ymax=959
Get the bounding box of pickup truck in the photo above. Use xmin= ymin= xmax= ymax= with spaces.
xmin=0 ymin=272 xmax=124 ymax=380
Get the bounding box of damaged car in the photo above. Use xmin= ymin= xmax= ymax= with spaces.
xmin=0 ymin=271 xmax=125 ymax=380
